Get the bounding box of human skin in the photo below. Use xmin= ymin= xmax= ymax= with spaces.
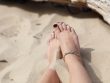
xmin=54 ymin=22 xmax=92 ymax=83
xmin=39 ymin=32 xmax=60 ymax=83
xmin=39 ymin=22 xmax=92 ymax=83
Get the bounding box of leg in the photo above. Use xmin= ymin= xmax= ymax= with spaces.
xmin=54 ymin=22 xmax=92 ymax=83
xmin=39 ymin=32 xmax=60 ymax=83
xmin=39 ymin=69 xmax=60 ymax=83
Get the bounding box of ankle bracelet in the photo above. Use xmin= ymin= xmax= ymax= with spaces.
xmin=63 ymin=51 xmax=80 ymax=59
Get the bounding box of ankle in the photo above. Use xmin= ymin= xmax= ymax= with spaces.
xmin=64 ymin=54 xmax=82 ymax=64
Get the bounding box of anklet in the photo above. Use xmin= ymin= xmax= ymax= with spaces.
xmin=63 ymin=51 xmax=80 ymax=59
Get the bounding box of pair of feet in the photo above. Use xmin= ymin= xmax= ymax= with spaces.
xmin=47 ymin=22 xmax=81 ymax=66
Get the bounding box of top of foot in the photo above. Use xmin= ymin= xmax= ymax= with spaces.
xmin=53 ymin=22 xmax=80 ymax=59
xmin=47 ymin=32 xmax=61 ymax=64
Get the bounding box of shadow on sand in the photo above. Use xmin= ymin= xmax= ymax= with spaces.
xmin=0 ymin=0 xmax=102 ymax=19
xmin=81 ymin=48 xmax=102 ymax=83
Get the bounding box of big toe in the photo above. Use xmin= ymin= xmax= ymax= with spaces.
xmin=53 ymin=24 xmax=61 ymax=38
xmin=48 ymin=32 xmax=55 ymax=43
xmin=57 ymin=22 xmax=64 ymax=31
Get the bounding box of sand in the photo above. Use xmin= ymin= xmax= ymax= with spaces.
xmin=0 ymin=1 xmax=110 ymax=83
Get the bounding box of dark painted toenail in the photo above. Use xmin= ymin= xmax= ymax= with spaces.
xmin=53 ymin=24 xmax=58 ymax=28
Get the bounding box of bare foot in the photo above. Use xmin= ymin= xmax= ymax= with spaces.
xmin=53 ymin=22 xmax=81 ymax=61
xmin=47 ymin=32 xmax=61 ymax=66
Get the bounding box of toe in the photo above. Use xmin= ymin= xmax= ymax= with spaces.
xmin=71 ymin=28 xmax=77 ymax=35
xmin=57 ymin=22 xmax=64 ymax=31
xmin=71 ymin=28 xmax=80 ymax=50
xmin=67 ymin=25 xmax=72 ymax=32
xmin=71 ymin=28 xmax=78 ymax=39
xmin=51 ymin=32 xmax=55 ymax=39
xmin=53 ymin=24 xmax=61 ymax=38
xmin=49 ymin=32 xmax=55 ymax=43
xmin=62 ymin=23 xmax=67 ymax=30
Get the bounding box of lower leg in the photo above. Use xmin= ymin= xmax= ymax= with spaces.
xmin=54 ymin=22 xmax=92 ymax=83
xmin=65 ymin=55 xmax=92 ymax=83
xmin=39 ymin=68 xmax=60 ymax=83
xmin=39 ymin=32 xmax=60 ymax=83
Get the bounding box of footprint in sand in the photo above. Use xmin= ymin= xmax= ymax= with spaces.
xmin=0 ymin=15 xmax=22 ymax=38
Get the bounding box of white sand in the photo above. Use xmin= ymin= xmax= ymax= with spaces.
xmin=0 ymin=2 xmax=110 ymax=83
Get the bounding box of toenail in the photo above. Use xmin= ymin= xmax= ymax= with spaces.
xmin=53 ymin=24 xmax=58 ymax=28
